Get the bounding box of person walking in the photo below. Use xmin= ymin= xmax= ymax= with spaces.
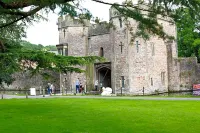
xmin=95 ymin=80 xmax=98 ymax=91
xmin=75 ymin=78 xmax=80 ymax=93
xmin=47 ymin=83 xmax=51 ymax=95
xmin=50 ymin=84 xmax=55 ymax=94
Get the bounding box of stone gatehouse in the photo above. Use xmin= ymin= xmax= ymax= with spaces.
xmin=56 ymin=7 xmax=200 ymax=95
xmin=6 ymin=7 xmax=200 ymax=94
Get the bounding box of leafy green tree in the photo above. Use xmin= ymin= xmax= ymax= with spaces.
xmin=21 ymin=40 xmax=42 ymax=51
xmin=192 ymin=39 xmax=200 ymax=61
xmin=20 ymin=41 xmax=56 ymax=51
xmin=38 ymin=44 xmax=44 ymax=50
xmin=44 ymin=45 xmax=57 ymax=51
xmin=176 ymin=8 xmax=200 ymax=62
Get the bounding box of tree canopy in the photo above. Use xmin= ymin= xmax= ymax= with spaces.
xmin=20 ymin=40 xmax=57 ymax=51
xmin=1 ymin=0 xmax=200 ymax=42
xmin=176 ymin=8 xmax=200 ymax=62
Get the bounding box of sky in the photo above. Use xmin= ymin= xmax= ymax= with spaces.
xmin=25 ymin=0 xmax=125 ymax=46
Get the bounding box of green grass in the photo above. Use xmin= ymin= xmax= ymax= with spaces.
xmin=0 ymin=98 xmax=200 ymax=133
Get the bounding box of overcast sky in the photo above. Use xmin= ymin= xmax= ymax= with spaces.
xmin=25 ymin=0 xmax=125 ymax=46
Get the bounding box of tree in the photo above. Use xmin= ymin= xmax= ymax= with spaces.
xmin=21 ymin=40 xmax=43 ymax=51
xmin=44 ymin=45 xmax=57 ymax=51
xmin=176 ymin=8 xmax=200 ymax=62
xmin=192 ymin=39 xmax=200 ymax=61
xmin=20 ymin=41 xmax=57 ymax=51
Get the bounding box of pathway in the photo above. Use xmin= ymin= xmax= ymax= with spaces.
xmin=2 ymin=94 xmax=200 ymax=101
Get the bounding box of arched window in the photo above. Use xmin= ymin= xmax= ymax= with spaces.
xmin=100 ymin=47 xmax=104 ymax=57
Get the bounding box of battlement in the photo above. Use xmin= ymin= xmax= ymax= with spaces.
xmin=109 ymin=3 xmax=174 ymax=23
xmin=57 ymin=15 xmax=90 ymax=29
xmin=109 ymin=6 xmax=121 ymax=20
xmin=89 ymin=22 xmax=110 ymax=36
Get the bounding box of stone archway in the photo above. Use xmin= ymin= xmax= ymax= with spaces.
xmin=95 ymin=62 xmax=111 ymax=88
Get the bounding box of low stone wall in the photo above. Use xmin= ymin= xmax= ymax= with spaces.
xmin=4 ymin=71 xmax=59 ymax=91
xmin=170 ymin=57 xmax=200 ymax=91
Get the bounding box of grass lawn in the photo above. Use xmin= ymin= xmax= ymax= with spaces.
xmin=0 ymin=98 xmax=200 ymax=133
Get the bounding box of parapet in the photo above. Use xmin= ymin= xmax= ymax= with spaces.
xmin=57 ymin=15 xmax=90 ymax=29
xmin=88 ymin=22 xmax=110 ymax=36
xmin=109 ymin=6 xmax=121 ymax=20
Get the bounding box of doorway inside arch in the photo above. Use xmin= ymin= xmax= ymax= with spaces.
xmin=95 ymin=62 xmax=111 ymax=88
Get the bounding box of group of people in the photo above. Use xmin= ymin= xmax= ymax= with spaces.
xmin=46 ymin=79 xmax=102 ymax=94
xmin=47 ymin=83 xmax=55 ymax=95
xmin=75 ymin=78 xmax=84 ymax=93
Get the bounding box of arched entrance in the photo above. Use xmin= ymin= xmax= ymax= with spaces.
xmin=95 ymin=62 xmax=111 ymax=88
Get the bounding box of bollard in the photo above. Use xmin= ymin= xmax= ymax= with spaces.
xmin=142 ymin=87 xmax=144 ymax=95
xmin=26 ymin=91 xmax=28 ymax=99
xmin=1 ymin=92 xmax=3 ymax=99
xmin=39 ymin=86 xmax=42 ymax=95
xmin=84 ymin=85 xmax=87 ymax=93
xmin=62 ymin=86 xmax=64 ymax=96
xmin=43 ymin=89 xmax=45 ymax=97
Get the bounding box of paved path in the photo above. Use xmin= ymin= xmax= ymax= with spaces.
xmin=2 ymin=94 xmax=200 ymax=101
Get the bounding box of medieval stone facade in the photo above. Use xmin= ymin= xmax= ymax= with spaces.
xmin=57 ymin=7 xmax=200 ymax=95
xmin=5 ymin=7 xmax=200 ymax=95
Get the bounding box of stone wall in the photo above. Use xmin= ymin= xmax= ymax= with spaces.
xmin=169 ymin=57 xmax=199 ymax=91
xmin=109 ymin=6 xmax=177 ymax=95
xmin=196 ymin=64 xmax=200 ymax=83
xmin=127 ymin=37 xmax=169 ymax=95
xmin=110 ymin=16 xmax=130 ymax=94
xmin=88 ymin=34 xmax=111 ymax=61
xmin=5 ymin=71 xmax=60 ymax=91
xmin=126 ymin=30 xmax=170 ymax=94
xmin=86 ymin=34 xmax=112 ymax=91
xmin=89 ymin=23 xmax=110 ymax=36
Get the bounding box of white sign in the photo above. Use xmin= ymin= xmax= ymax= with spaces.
xmin=30 ymin=88 xmax=36 ymax=96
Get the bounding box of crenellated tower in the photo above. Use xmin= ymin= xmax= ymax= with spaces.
xmin=57 ymin=15 xmax=90 ymax=93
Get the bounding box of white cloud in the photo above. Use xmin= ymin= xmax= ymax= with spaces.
xmin=25 ymin=0 xmax=128 ymax=46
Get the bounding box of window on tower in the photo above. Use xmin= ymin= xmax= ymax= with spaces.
xmin=151 ymin=78 xmax=153 ymax=86
xmin=161 ymin=72 xmax=165 ymax=85
xmin=151 ymin=43 xmax=155 ymax=56
xmin=58 ymin=48 xmax=63 ymax=55
xmin=64 ymin=44 xmax=68 ymax=56
xmin=100 ymin=47 xmax=104 ymax=57
xmin=119 ymin=18 xmax=122 ymax=28
xmin=65 ymin=48 xmax=68 ymax=56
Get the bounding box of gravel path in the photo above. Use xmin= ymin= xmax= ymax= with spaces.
xmin=1 ymin=94 xmax=200 ymax=101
